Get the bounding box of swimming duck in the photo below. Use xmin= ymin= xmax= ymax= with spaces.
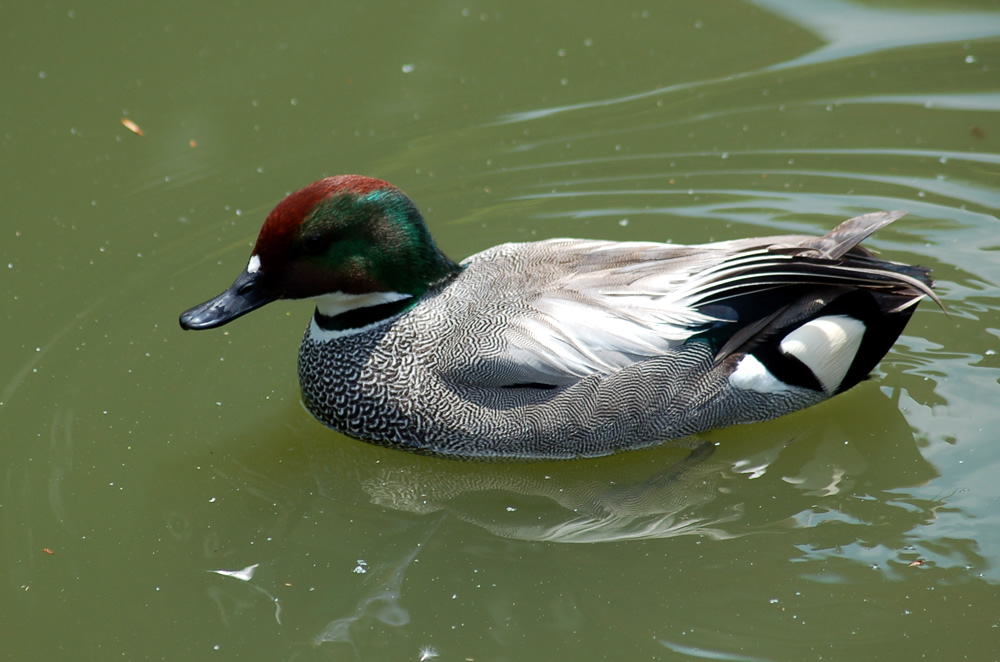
xmin=180 ymin=175 xmax=934 ymax=459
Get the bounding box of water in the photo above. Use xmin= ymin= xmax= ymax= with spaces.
xmin=3 ymin=0 xmax=1000 ymax=659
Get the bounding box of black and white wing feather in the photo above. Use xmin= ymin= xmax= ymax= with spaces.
xmin=448 ymin=212 xmax=933 ymax=390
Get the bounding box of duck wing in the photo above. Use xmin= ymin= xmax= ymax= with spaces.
xmin=443 ymin=211 xmax=933 ymax=390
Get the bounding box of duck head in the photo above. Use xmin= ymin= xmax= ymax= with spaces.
xmin=179 ymin=175 xmax=460 ymax=331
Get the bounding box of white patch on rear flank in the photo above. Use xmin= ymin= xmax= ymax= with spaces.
xmin=729 ymin=354 xmax=790 ymax=393
xmin=779 ymin=315 xmax=865 ymax=394
xmin=247 ymin=254 xmax=261 ymax=274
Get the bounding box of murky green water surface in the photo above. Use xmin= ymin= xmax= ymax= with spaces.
xmin=4 ymin=1 xmax=1000 ymax=659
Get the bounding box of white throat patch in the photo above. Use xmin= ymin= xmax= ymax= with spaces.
xmin=313 ymin=290 xmax=412 ymax=318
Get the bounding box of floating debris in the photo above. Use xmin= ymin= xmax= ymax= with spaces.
xmin=208 ymin=563 xmax=259 ymax=581
xmin=121 ymin=118 xmax=144 ymax=136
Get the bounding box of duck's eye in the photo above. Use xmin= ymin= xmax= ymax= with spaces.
xmin=301 ymin=234 xmax=328 ymax=256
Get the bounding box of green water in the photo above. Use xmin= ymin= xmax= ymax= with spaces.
xmin=3 ymin=0 xmax=1000 ymax=659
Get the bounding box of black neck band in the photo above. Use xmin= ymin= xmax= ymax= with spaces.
xmin=314 ymin=297 xmax=413 ymax=332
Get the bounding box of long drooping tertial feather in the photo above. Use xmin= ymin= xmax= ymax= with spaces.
xmin=454 ymin=212 xmax=934 ymax=387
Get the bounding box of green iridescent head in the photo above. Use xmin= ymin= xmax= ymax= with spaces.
xmin=179 ymin=175 xmax=460 ymax=330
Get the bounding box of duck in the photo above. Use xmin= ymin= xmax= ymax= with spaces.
xmin=179 ymin=175 xmax=935 ymax=460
